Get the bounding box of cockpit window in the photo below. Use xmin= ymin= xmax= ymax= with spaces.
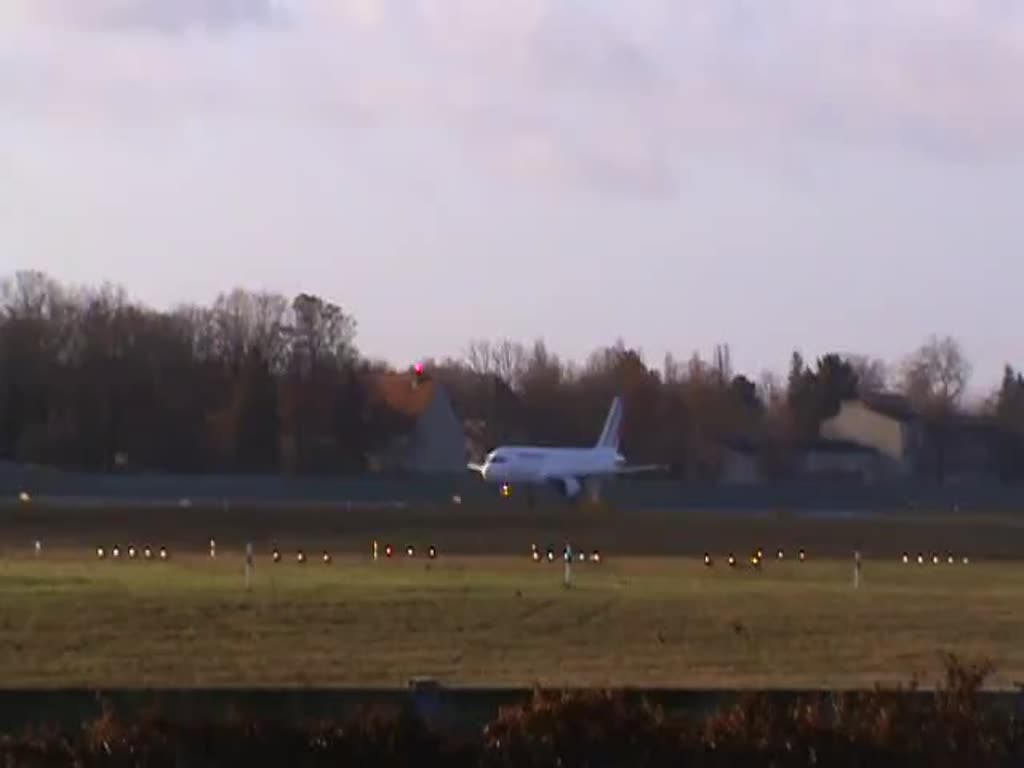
xmin=488 ymin=455 xmax=506 ymax=463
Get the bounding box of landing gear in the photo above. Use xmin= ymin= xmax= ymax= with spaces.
xmin=500 ymin=483 xmax=538 ymax=509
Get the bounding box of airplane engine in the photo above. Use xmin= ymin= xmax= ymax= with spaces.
xmin=551 ymin=476 xmax=582 ymax=499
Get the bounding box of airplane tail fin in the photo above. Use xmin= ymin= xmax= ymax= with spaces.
xmin=595 ymin=396 xmax=623 ymax=450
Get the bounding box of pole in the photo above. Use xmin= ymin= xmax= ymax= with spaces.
xmin=563 ymin=542 xmax=572 ymax=588
xmin=853 ymin=549 xmax=861 ymax=589
xmin=245 ymin=542 xmax=253 ymax=590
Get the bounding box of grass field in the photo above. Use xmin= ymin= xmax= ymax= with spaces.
xmin=3 ymin=499 xmax=1024 ymax=557
xmin=1 ymin=546 xmax=1023 ymax=690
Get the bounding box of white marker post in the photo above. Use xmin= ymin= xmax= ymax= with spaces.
xmin=563 ymin=543 xmax=572 ymax=589
xmin=244 ymin=542 xmax=254 ymax=590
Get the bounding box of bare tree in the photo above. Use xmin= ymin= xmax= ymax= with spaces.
xmin=490 ymin=339 xmax=527 ymax=389
xmin=211 ymin=289 xmax=290 ymax=370
xmin=0 ymin=270 xmax=67 ymax=320
xmin=463 ymin=338 xmax=527 ymax=389
xmin=899 ymin=335 xmax=972 ymax=484
xmin=712 ymin=343 xmax=732 ymax=384
xmin=686 ymin=351 xmax=708 ymax=382
xmin=662 ymin=352 xmax=683 ymax=385
xmin=845 ymin=354 xmax=889 ymax=394
xmin=757 ymin=370 xmax=784 ymax=406
xmin=900 ymin=335 xmax=971 ymax=411
xmin=287 ymin=293 xmax=357 ymax=375
xmin=464 ymin=339 xmax=494 ymax=377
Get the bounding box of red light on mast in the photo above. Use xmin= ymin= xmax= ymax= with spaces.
xmin=414 ymin=362 xmax=424 ymax=376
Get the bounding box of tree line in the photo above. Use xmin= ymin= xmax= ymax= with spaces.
xmin=2 ymin=270 xmax=1022 ymax=479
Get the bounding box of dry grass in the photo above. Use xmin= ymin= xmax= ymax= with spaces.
xmin=4 ymin=499 xmax=1024 ymax=558
xmin=0 ymin=549 xmax=1022 ymax=689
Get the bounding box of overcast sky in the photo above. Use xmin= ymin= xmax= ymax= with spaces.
xmin=3 ymin=1 xmax=1022 ymax=391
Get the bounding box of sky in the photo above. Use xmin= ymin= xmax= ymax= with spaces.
xmin=2 ymin=1 xmax=1023 ymax=393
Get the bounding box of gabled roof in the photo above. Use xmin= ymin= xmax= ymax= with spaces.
xmin=856 ymin=392 xmax=916 ymax=421
xmin=849 ymin=392 xmax=998 ymax=430
xmin=364 ymin=372 xmax=436 ymax=418
xmin=804 ymin=438 xmax=879 ymax=455
xmin=723 ymin=436 xmax=878 ymax=456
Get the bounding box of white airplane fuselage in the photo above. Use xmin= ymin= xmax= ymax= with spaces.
xmin=479 ymin=446 xmax=627 ymax=485
xmin=467 ymin=396 xmax=663 ymax=500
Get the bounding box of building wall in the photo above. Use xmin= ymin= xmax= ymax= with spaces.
xmin=820 ymin=401 xmax=909 ymax=470
xmin=722 ymin=446 xmax=885 ymax=485
xmin=953 ymin=430 xmax=998 ymax=479
xmin=797 ymin=449 xmax=879 ymax=483
xmin=719 ymin=450 xmax=761 ymax=485
xmin=925 ymin=425 xmax=999 ymax=484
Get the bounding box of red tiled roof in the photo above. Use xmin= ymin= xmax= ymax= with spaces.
xmin=364 ymin=372 xmax=436 ymax=418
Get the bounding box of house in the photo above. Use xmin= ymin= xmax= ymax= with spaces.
xmin=796 ymin=439 xmax=884 ymax=483
xmin=719 ymin=437 xmax=883 ymax=485
xmin=363 ymin=371 xmax=467 ymax=473
xmin=719 ymin=439 xmax=762 ymax=485
xmin=819 ymin=393 xmax=1001 ymax=482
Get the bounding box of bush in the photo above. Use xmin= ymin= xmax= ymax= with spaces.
xmin=481 ymin=688 xmax=683 ymax=767
xmin=0 ymin=656 xmax=1019 ymax=767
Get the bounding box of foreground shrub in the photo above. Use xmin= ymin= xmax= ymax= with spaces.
xmin=481 ymin=688 xmax=683 ymax=767
xmin=10 ymin=702 xmax=475 ymax=768
xmin=0 ymin=655 xmax=1019 ymax=766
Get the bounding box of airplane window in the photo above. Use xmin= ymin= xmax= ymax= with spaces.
xmin=489 ymin=456 xmax=506 ymax=463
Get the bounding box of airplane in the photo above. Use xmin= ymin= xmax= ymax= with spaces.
xmin=466 ymin=396 xmax=666 ymax=502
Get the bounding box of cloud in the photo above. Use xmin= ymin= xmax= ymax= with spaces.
xmin=2 ymin=0 xmax=1023 ymax=198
